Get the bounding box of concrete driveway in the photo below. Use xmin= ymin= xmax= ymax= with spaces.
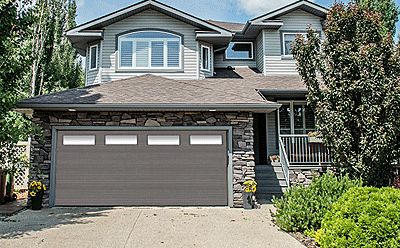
xmin=0 ymin=205 xmax=304 ymax=248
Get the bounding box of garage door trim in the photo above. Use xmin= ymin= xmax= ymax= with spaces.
xmin=50 ymin=126 xmax=233 ymax=207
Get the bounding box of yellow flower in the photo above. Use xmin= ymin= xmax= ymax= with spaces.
xmin=38 ymin=186 xmax=41 ymax=190
xmin=244 ymin=187 xmax=251 ymax=192
xmin=43 ymin=185 xmax=46 ymax=191
xmin=251 ymin=186 xmax=257 ymax=193
xmin=37 ymin=182 xmax=41 ymax=186
xmin=243 ymin=181 xmax=251 ymax=185
xmin=30 ymin=192 xmax=36 ymax=197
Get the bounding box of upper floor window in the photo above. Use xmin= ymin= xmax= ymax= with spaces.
xmin=89 ymin=44 xmax=98 ymax=70
xmin=118 ymin=31 xmax=181 ymax=69
xmin=225 ymin=42 xmax=253 ymax=59
xmin=278 ymin=101 xmax=315 ymax=134
xmin=201 ymin=45 xmax=210 ymax=71
xmin=282 ymin=32 xmax=318 ymax=56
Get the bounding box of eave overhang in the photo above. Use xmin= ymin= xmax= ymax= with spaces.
xmin=15 ymin=103 xmax=282 ymax=114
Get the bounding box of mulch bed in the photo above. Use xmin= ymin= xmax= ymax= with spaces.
xmin=289 ymin=232 xmax=319 ymax=248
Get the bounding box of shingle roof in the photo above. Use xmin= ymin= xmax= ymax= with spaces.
xmin=205 ymin=20 xmax=245 ymax=32
xmin=16 ymin=67 xmax=306 ymax=109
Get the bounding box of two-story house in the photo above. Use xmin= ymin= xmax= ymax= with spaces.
xmin=16 ymin=0 xmax=329 ymax=207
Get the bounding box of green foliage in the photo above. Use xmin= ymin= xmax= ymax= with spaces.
xmin=271 ymin=173 xmax=361 ymax=232
xmin=360 ymin=0 xmax=399 ymax=37
xmin=319 ymin=187 xmax=400 ymax=248
xmin=292 ymin=2 xmax=400 ymax=187
xmin=0 ymin=0 xmax=34 ymax=147
xmin=29 ymin=0 xmax=84 ymax=96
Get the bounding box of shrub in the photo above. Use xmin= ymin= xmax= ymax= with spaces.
xmin=271 ymin=173 xmax=361 ymax=232
xmin=318 ymin=187 xmax=400 ymax=248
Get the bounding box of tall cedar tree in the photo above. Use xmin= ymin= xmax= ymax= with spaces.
xmin=292 ymin=2 xmax=400 ymax=186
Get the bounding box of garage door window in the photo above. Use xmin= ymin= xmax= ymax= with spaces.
xmin=105 ymin=135 xmax=138 ymax=145
xmin=190 ymin=135 xmax=223 ymax=145
xmin=63 ymin=135 xmax=95 ymax=145
xmin=148 ymin=135 xmax=180 ymax=145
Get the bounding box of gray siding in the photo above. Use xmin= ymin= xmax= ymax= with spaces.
xmin=267 ymin=111 xmax=279 ymax=161
xmin=255 ymin=31 xmax=264 ymax=73
xmin=199 ymin=42 xmax=214 ymax=79
xmin=86 ymin=42 xmax=101 ymax=86
xmin=263 ymin=9 xmax=324 ymax=75
xmin=100 ymin=9 xmax=199 ymax=83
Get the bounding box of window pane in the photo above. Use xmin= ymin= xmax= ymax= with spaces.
xmin=151 ymin=41 xmax=164 ymax=67
xmin=105 ymin=135 xmax=137 ymax=145
xmin=120 ymin=41 xmax=133 ymax=67
xmin=190 ymin=135 xmax=222 ymax=145
xmin=279 ymin=104 xmax=291 ymax=134
xmin=63 ymin=135 xmax=95 ymax=146
xmin=148 ymin=135 xmax=180 ymax=145
xmin=136 ymin=41 xmax=149 ymax=67
xmin=90 ymin=46 xmax=97 ymax=69
xmin=293 ymin=104 xmax=304 ymax=129
xmin=284 ymin=34 xmax=296 ymax=55
xmin=226 ymin=43 xmax=252 ymax=59
xmin=167 ymin=41 xmax=180 ymax=67
xmin=202 ymin=46 xmax=209 ymax=70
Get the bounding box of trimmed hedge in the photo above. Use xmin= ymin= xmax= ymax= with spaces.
xmin=271 ymin=173 xmax=361 ymax=232
xmin=319 ymin=187 xmax=400 ymax=248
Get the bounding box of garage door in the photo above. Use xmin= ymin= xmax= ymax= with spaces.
xmin=54 ymin=129 xmax=228 ymax=206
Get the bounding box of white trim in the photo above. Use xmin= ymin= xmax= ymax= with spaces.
xmin=99 ymin=40 xmax=103 ymax=83
xmin=200 ymin=45 xmax=211 ymax=72
xmin=262 ymin=30 xmax=266 ymax=76
xmin=225 ymin=42 xmax=254 ymax=60
xmin=282 ymin=32 xmax=306 ymax=56
xmin=251 ymin=0 xmax=327 ymax=23
xmin=85 ymin=46 xmax=89 ymax=86
xmin=196 ymin=41 xmax=200 ymax=79
xmin=89 ymin=44 xmax=98 ymax=70
xmin=118 ymin=31 xmax=182 ymax=70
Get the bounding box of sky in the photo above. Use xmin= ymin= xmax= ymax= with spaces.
xmin=75 ymin=0 xmax=400 ymax=39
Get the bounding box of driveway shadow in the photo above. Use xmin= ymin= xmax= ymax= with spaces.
xmin=0 ymin=207 xmax=114 ymax=239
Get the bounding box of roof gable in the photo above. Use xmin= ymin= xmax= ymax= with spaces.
xmin=251 ymin=0 xmax=327 ymax=23
xmin=66 ymin=0 xmax=232 ymax=36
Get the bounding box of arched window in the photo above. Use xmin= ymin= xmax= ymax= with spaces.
xmin=118 ymin=31 xmax=181 ymax=69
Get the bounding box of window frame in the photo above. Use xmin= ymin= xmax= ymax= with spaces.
xmin=117 ymin=30 xmax=182 ymax=71
xmin=224 ymin=42 xmax=254 ymax=60
xmin=89 ymin=44 xmax=98 ymax=71
xmin=277 ymin=100 xmax=316 ymax=135
xmin=281 ymin=31 xmax=321 ymax=57
xmin=201 ymin=45 xmax=211 ymax=71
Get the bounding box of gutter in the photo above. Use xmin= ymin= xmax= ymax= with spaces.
xmin=15 ymin=103 xmax=282 ymax=113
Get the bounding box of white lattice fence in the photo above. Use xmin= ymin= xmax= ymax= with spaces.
xmin=14 ymin=141 xmax=30 ymax=190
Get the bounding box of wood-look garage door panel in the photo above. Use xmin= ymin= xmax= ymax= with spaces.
xmin=55 ymin=130 xmax=228 ymax=206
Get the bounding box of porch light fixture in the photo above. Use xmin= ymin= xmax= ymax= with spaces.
xmin=68 ymin=109 xmax=77 ymax=112
xmin=209 ymin=109 xmax=216 ymax=112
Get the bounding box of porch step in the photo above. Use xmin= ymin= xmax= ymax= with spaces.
xmin=255 ymin=164 xmax=288 ymax=202
xmin=254 ymin=165 xmax=283 ymax=173
xmin=256 ymin=179 xmax=287 ymax=187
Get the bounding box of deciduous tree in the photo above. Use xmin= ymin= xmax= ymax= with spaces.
xmin=292 ymin=2 xmax=400 ymax=186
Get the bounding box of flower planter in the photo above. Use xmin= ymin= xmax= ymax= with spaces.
xmin=243 ymin=191 xmax=254 ymax=209
xmin=308 ymin=136 xmax=323 ymax=143
xmin=31 ymin=191 xmax=43 ymax=210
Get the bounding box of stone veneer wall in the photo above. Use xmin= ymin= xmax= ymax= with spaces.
xmin=30 ymin=111 xmax=255 ymax=208
xmin=289 ymin=167 xmax=336 ymax=187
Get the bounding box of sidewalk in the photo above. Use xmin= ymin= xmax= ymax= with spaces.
xmin=0 ymin=198 xmax=27 ymax=216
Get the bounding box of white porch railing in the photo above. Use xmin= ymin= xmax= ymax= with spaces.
xmin=278 ymin=138 xmax=291 ymax=187
xmin=279 ymin=134 xmax=331 ymax=165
